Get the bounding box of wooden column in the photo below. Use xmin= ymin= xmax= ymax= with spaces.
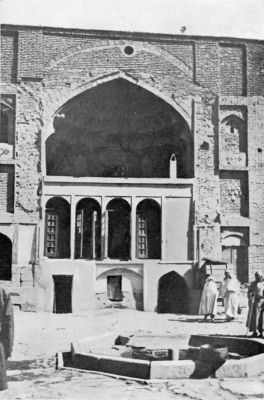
xmin=130 ymin=197 xmax=136 ymax=261
xmin=70 ymin=195 xmax=76 ymax=260
xmin=101 ymin=197 xmax=108 ymax=260
xmin=161 ymin=196 xmax=166 ymax=261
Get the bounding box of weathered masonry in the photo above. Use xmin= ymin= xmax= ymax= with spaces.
xmin=1 ymin=24 xmax=264 ymax=312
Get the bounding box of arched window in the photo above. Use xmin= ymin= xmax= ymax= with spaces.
xmin=222 ymin=233 xmax=248 ymax=283
xmin=220 ymin=114 xmax=247 ymax=166
xmin=75 ymin=198 xmax=101 ymax=260
xmin=45 ymin=197 xmax=70 ymax=258
xmin=106 ymin=198 xmax=131 ymax=260
xmin=136 ymin=199 xmax=161 ymax=259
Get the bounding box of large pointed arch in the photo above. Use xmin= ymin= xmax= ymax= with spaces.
xmin=44 ymin=71 xmax=192 ymax=142
xmin=45 ymin=73 xmax=194 ymax=179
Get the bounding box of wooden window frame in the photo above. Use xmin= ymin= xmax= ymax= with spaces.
xmin=45 ymin=210 xmax=58 ymax=258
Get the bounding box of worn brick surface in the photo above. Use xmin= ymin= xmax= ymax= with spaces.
xmin=0 ymin=24 xmax=264 ymax=307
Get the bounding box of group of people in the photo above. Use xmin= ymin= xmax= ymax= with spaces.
xmin=199 ymin=270 xmax=240 ymax=323
xmin=199 ymin=270 xmax=264 ymax=338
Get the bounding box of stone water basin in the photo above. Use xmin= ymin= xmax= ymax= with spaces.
xmin=58 ymin=333 xmax=264 ymax=380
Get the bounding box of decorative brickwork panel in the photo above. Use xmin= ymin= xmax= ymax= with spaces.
xmin=0 ymin=31 xmax=17 ymax=82
xmin=220 ymin=44 xmax=246 ymax=96
xmin=158 ymin=43 xmax=194 ymax=73
xmin=247 ymin=44 xmax=264 ymax=96
xmin=194 ymin=41 xmax=220 ymax=93
xmin=220 ymin=171 xmax=248 ymax=217
xmin=0 ymin=164 xmax=14 ymax=213
xmin=220 ymin=107 xmax=247 ymax=168
xmin=248 ymin=245 xmax=264 ymax=280
xmin=18 ymin=30 xmax=43 ymax=79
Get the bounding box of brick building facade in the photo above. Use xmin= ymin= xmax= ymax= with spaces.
xmin=0 ymin=24 xmax=264 ymax=312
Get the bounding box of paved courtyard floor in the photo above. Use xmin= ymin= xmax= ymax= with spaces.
xmin=1 ymin=307 xmax=264 ymax=399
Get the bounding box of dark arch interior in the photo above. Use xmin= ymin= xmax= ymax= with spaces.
xmin=0 ymin=233 xmax=12 ymax=280
xmin=136 ymin=199 xmax=161 ymax=259
xmin=45 ymin=197 xmax=70 ymax=258
xmin=157 ymin=271 xmax=189 ymax=314
xmin=107 ymin=198 xmax=131 ymax=260
xmin=75 ymin=198 xmax=101 ymax=260
xmin=46 ymin=78 xmax=193 ymax=178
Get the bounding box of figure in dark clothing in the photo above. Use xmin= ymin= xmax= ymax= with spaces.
xmin=0 ymin=286 xmax=14 ymax=390
xmin=246 ymin=272 xmax=264 ymax=338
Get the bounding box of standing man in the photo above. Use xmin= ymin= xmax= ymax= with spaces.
xmin=246 ymin=272 xmax=264 ymax=338
xmin=0 ymin=286 xmax=14 ymax=390
xmin=220 ymin=271 xmax=240 ymax=322
xmin=199 ymin=274 xmax=218 ymax=322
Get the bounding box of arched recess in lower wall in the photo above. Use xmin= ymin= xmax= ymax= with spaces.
xmin=157 ymin=271 xmax=189 ymax=314
xmin=96 ymin=268 xmax=143 ymax=310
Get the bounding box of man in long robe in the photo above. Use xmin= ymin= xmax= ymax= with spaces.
xmin=246 ymin=272 xmax=264 ymax=338
xmin=220 ymin=271 xmax=240 ymax=321
xmin=199 ymin=274 xmax=218 ymax=321
xmin=0 ymin=286 xmax=14 ymax=390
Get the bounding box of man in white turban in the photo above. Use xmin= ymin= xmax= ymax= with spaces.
xmin=220 ymin=271 xmax=240 ymax=321
xmin=199 ymin=274 xmax=218 ymax=322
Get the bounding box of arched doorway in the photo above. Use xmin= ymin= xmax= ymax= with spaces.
xmin=0 ymin=233 xmax=12 ymax=280
xmin=45 ymin=197 xmax=70 ymax=258
xmin=106 ymin=198 xmax=131 ymax=260
xmin=157 ymin=271 xmax=189 ymax=314
xmin=75 ymin=198 xmax=101 ymax=259
xmin=222 ymin=233 xmax=248 ymax=283
xmin=136 ymin=199 xmax=161 ymax=259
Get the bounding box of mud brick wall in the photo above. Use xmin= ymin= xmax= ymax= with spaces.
xmin=220 ymin=44 xmax=246 ymax=96
xmin=0 ymin=31 xmax=18 ymax=82
xmin=220 ymin=171 xmax=248 ymax=217
xmin=0 ymin=24 xmax=264 ymax=285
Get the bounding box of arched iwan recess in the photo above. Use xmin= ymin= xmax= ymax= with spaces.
xmin=46 ymin=78 xmax=193 ymax=178
xmin=157 ymin=271 xmax=189 ymax=314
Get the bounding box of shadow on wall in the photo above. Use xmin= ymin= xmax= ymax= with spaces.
xmin=157 ymin=271 xmax=189 ymax=314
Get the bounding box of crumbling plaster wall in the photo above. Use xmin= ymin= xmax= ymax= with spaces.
xmin=1 ymin=25 xmax=264 ymax=304
xmin=248 ymin=98 xmax=264 ymax=278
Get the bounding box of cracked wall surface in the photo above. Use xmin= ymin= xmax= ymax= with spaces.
xmin=1 ymin=24 xmax=264 ymax=310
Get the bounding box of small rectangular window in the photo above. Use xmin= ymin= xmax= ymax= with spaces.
xmin=107 ymin=275 xmax=122 ymax=301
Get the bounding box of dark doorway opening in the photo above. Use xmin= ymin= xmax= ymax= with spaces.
xmin=0 ymin=233 xmax=12 ymax=281
xmin=157 ymin=271 xmax=189 ymax=314
xmin=222 ymin=245 xmax=248 ymax=284
xmin=107 ymin=199 xmax=131 ymax=260
xmin=75 ymin=198 xmax=101 ymax=260
xmin=107 ymin=275 xmax=123 ymax=301
xmin=136 ymin=199 xmax=161 ymax=259
xmin=45 ymin=197 xmax=70 ymax=258
xmin=53 ymin=275 xmax=73 ymax=313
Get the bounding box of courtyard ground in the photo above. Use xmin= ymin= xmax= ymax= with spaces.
xmin=1 ymin=307 xmax=264 ymax=400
